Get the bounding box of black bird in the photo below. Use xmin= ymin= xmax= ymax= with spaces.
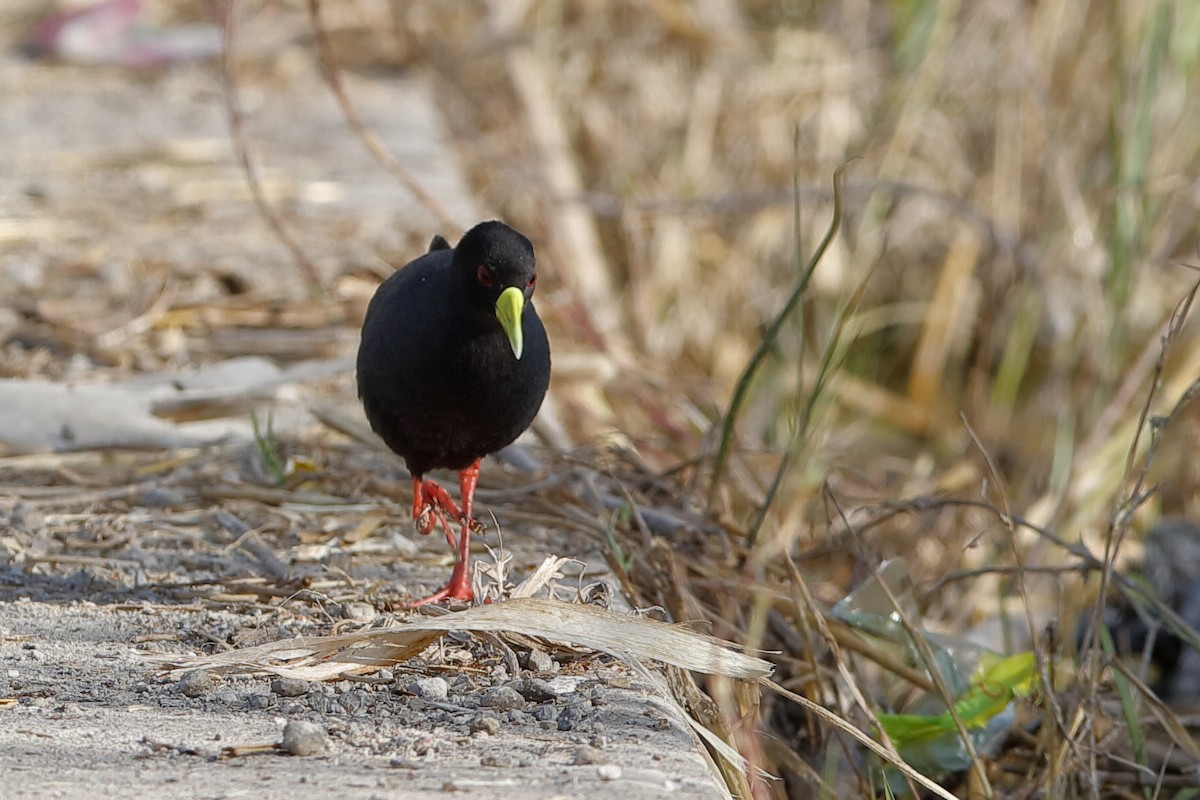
xmin=357 ymin=221 xmax=551 ymax=604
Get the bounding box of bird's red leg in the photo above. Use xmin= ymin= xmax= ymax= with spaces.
xmin=457 ymin=459 xmax=480 ymax=530
xmin=408 ymin=460 xmax=481 ymax=606
xmin=411 ymin=476 xmax=462 ymax=550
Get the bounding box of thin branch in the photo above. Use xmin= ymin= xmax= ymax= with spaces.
xmin=308 ymin=0 xmax=460 ymax=235
xmin=212 ymin=0 xmax=323 ymax=289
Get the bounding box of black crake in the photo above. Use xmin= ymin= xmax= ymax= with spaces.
xmin=356 ymin=221 xmax=550 ymax=604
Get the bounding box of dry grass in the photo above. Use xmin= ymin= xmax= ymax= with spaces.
xmin=357 ymin=1 xmax=1200 ymax=796
xmin=4 ymin=0 xmax=1200 ymax=797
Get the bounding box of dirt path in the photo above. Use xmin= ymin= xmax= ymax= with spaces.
xmin=0 ymin=7 xmax=731 ymax=799
xmin=0 ymin=599 xmax=725 ymax=800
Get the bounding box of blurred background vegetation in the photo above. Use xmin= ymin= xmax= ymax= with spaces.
xmin=314 ymin=1 xmax=1200 ymax=792
xmin=378 ymin=0 xmax=1200 ymax=591
xmin=334 ymin=1 xmax=1200 ymax=792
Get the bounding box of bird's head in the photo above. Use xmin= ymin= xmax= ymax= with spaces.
xmin=454 ymin=220 xmax=538 ymax=359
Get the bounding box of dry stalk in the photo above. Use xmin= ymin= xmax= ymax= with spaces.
xmin=210 ymin=0 xmax=322 ymax=289
xmin=307 ymin=0 xmax=459 ymax=234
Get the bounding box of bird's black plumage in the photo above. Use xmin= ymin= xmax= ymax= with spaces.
xmin=355 ymin=220 xmax=550 ymax=603
xmin=357 ymin=221 xmax=550 ymax=474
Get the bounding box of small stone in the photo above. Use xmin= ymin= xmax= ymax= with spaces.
xmin=246 ymin=694 xmax=272 ymax=710
xmin=572 ymin=745 xmax=605 ymax=765
xmin=597 ymin=764 xmax=622 ymax=781
xmin=557 ymin=703 xmax=588 ymax=731
xmin=525 ymin=648 xmax=557 ymax=673
xmin=511 ymin=678 xmax=556 ymax=703
xmin=271 ymin=677 xmax=310 ymax=698
xmin=280 ymin=720 xmax=326 ymax=756
xmin=339 ymin=690 xmax=369 ymax=715
xmin=480 ymin=685 xmax=524 ymax=711
xmin=339 ymin=602 xmax=377 ymax=621
xmin=506 ymin=709 xmax=530 ymax=724
xmin=407 ymin=677 xmax=449 ymax=701
xmin=531 ymin=704 xmax=557 ymax=722
xmin=178 ymin=671 xmax=214 ymax=698
xmin=470 ymin=715 xmax=501 ymax=735
xmin=546 ymin=675 xmax=586 ymax=695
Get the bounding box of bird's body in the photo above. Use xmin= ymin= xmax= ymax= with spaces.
xmin=356 ymin=221 xmax=550 ymax=604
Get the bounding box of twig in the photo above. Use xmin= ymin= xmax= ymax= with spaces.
xmin=705 ymin=162 xmax=851 ymax=513
xmin=306 ymin=0 xmax=459 ymax=234
xmin=211 ymin=0 xmax=323 ymax=289
xmin=503 ymin=36 xmax=624 ymax=352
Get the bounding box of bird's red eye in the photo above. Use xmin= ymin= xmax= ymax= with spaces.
xmin=476 ymin=265 xmax=493 ymax=286
xmin=527 ymin=273 xmax=538 ymax=289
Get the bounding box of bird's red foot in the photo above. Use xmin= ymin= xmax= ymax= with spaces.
xmin=412 ymin=477 xmax=462 ymax=537
xmin=407 ymin=461 xmax=482 ymax=606
xmin=407 ymin=555 xmax=474 ymax=606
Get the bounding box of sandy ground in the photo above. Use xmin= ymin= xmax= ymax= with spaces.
xmin=0 ymin=599 xmax=724 ymax=800
xmin=0 ymin=7 xmax=732 ymax=799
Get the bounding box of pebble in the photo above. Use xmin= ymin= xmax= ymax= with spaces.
xmin=511 ymin=678 xmax=556 ymax=703
xmin=531 ymin=705 xmax=557 ymax=722
xmin=524 ymin=648 xmax=557 ymax=673
xmin=546 ymin=675 xmax=586 ymax=695
xmin=480 ymin=753 xmax=514 ymax=768
xmin=271 ymin=677 xmax=310 ymax=698
xmin=280 ymin=720 xmax=326 ymax=756
xmin=557 ymin=703 xmax=588 ymax=731
xmin=480 ymin=685 xmax=524 ymax=711
xmin=572 ymin=745 xmax=606 ymax=765
xmin=246 ymin=694 xmax=272 ymax=710
xmin=407 ymin=677 xmax=449 ymax=701
xmin=339 ymin=690 xmax=368 ymax=715
xmin=177 ymin=671 xmax=213 ymax=698
xmin=339 ymin=602 xmax=377 ymax=621
xmin=469 ymin=715 xmax=501 ymax=735
xmin=597 ymin=764 xmax=622 ymax=781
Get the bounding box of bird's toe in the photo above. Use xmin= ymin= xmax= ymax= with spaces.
xmin=414 ymin=506 xmax=438 ymax=535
